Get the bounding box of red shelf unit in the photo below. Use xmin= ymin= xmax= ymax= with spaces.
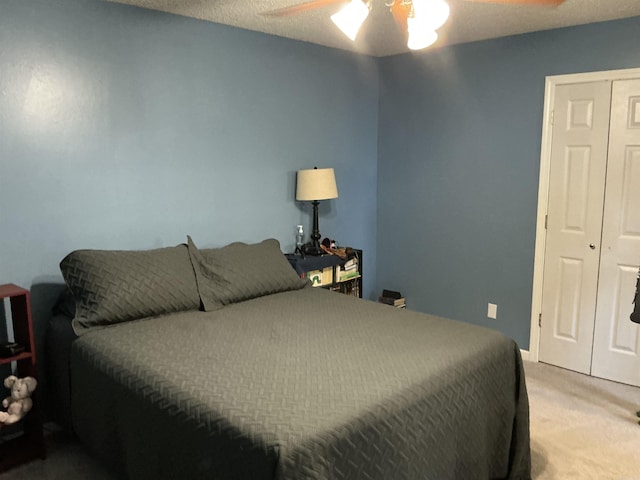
xmin=0 ymin=283 xmax=46 ymax=472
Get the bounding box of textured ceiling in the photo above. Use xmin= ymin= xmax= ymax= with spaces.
xmin=107 ymin=0 xmax=640 ymax=57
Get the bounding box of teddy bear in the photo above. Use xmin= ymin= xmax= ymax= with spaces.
xmin=0 ymin=375 xmax=38 ymax=425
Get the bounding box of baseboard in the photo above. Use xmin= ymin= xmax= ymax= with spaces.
xmin=520 ymin=349 xmax=533 ymax=362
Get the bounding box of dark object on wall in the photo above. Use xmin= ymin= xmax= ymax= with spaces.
xmin=631 ymin=270 xmax=640 ymax=324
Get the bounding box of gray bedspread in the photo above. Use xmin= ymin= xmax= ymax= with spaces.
xmin=70 ymin=287 xmax=530 ymax=479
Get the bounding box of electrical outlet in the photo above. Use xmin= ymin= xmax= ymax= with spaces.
xmin=487 ymin=303 xmax=497 ymax=319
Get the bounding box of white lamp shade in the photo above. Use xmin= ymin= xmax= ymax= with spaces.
xmin=407 ymin=19 xmax=438 ymax=50
xmin=412 ymin=0 xmax=450 ymax=31
xmin=331 ymin=0 xmax=370 ymax=41
xmin=296 ymin=168 xmax=338 ymax=201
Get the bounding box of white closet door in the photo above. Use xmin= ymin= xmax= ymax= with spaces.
xmin=590 ymin=79 xmax=640 ymax=387
xmin=539 ymin=81 xmax=612 ymax=374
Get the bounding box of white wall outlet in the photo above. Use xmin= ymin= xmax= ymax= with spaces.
xmin=487 ymin=303 xmax=498 ymax=319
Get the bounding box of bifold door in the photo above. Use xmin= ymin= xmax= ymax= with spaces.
xmin=539 ymin=78 xmax=640 ymax=387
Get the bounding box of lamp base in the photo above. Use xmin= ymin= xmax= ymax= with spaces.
xmin=301 ymin=242 xmax=324 ymax=256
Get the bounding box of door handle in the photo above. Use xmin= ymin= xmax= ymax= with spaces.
xmin=589 ymin=243 xmax=596 ymax=250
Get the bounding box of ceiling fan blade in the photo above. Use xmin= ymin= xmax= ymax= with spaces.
xmin=263 ymin=0 xmax=348 ymax=17
xmin=466 ymin=0 xmax=564 ymax=5
xmin=390 ymin=0 xmax=411 ymax=36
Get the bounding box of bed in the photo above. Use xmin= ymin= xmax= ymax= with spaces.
xmin=45 ymin=237 xmax=530 ymax=480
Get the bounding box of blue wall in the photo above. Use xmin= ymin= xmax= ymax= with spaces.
xmin=377 ymin=16 xmax=640 ymax=349
xmin=0 ymin=0 xmax=379 ymax=350
xmin=3 ymin=0 xmax=640 ymax=363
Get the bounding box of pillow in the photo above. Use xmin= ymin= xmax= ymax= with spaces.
xmin=187 ymin=236 xmax=308 ymax=311
xmin=52 ymin=287 xmax=76 ymax=319
xmin=60 ymin=245 xmax=200 ymax=335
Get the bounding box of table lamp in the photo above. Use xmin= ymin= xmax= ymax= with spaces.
xmin=296 ymin=167 xmax=338 ymax=256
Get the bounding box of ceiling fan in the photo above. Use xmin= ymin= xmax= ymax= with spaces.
xmin=265 ymin=0 xmax=565 ymax=50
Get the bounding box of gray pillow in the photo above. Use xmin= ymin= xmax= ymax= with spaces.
xmin=60 ymin=245 xmax=200 ymax=335
xmin=187 ymin=236 xmax=308 ymax=311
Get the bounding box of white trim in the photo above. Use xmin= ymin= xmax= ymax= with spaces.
xmin=520 ymin=349 xmax=532 ymax=362
xmin=529 ymin=67 xmax=640 ymax=363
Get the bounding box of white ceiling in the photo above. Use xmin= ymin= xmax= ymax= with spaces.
xmin=107 ymin=0 xmax=640 ymax=57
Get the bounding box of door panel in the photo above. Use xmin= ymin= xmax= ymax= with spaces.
xmin=554 ymin=257 xmax=584 ymax=340
xmin=539 ymin=81 xmax=612 ymax=374
xmin=591 ymin=79 xmax=640 ymax=386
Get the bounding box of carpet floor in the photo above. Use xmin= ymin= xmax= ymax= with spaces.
xmin=2 ymin=360 xmax=639 ymax=479
xmin=525 ymin=360 xmax=640 ymax=480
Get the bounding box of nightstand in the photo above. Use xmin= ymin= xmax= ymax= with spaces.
xmin=0 ymin=284 xmax=45 ymax=472
xmin=286 ymin=249 xmax=362 ymax=298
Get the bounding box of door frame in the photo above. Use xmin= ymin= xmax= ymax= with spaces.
xmin=528 ymin=67 xmax=640 ymax=363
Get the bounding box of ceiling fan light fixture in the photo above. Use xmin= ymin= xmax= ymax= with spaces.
xmin=412 ymin=0 xmax=450 ymax=31
xmin=407 ymin=18 xmax=438 ymax=50
xmin=331 ymin=0 xmax=371 ymax=41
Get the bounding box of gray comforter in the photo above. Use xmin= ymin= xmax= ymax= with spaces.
xmin=70 ymin=287 xmax=530 ymax=479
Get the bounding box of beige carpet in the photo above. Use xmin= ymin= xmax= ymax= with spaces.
xmin=2 ymin=361 xmax=640 ymax=479
xmin=525 ymin=360 xmax=640 ymax=480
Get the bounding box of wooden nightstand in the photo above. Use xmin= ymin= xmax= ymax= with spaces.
xmin=286 ymin=249 xmax=362 ymax=298
xmin=0 ymin=284 xmax=46 ymax=472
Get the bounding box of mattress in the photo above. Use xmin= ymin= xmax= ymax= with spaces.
xmin=69 ymin=286 xmax=530 ymax=479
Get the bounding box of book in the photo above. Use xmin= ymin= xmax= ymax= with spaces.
xmin=382 ymin=289 xmax=402 ymax=300
xmin=306 ymin=267 xmax=334 ymax=287
xmin=338 ymin=269 xmax=360 ymax=282
xmin=379 ymin=296 xmax=406 ymax=307
xmin=343 ymin=258 xmax=357 ymax=270
xmin=305 ymin=270 xmax=322 ymax=286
